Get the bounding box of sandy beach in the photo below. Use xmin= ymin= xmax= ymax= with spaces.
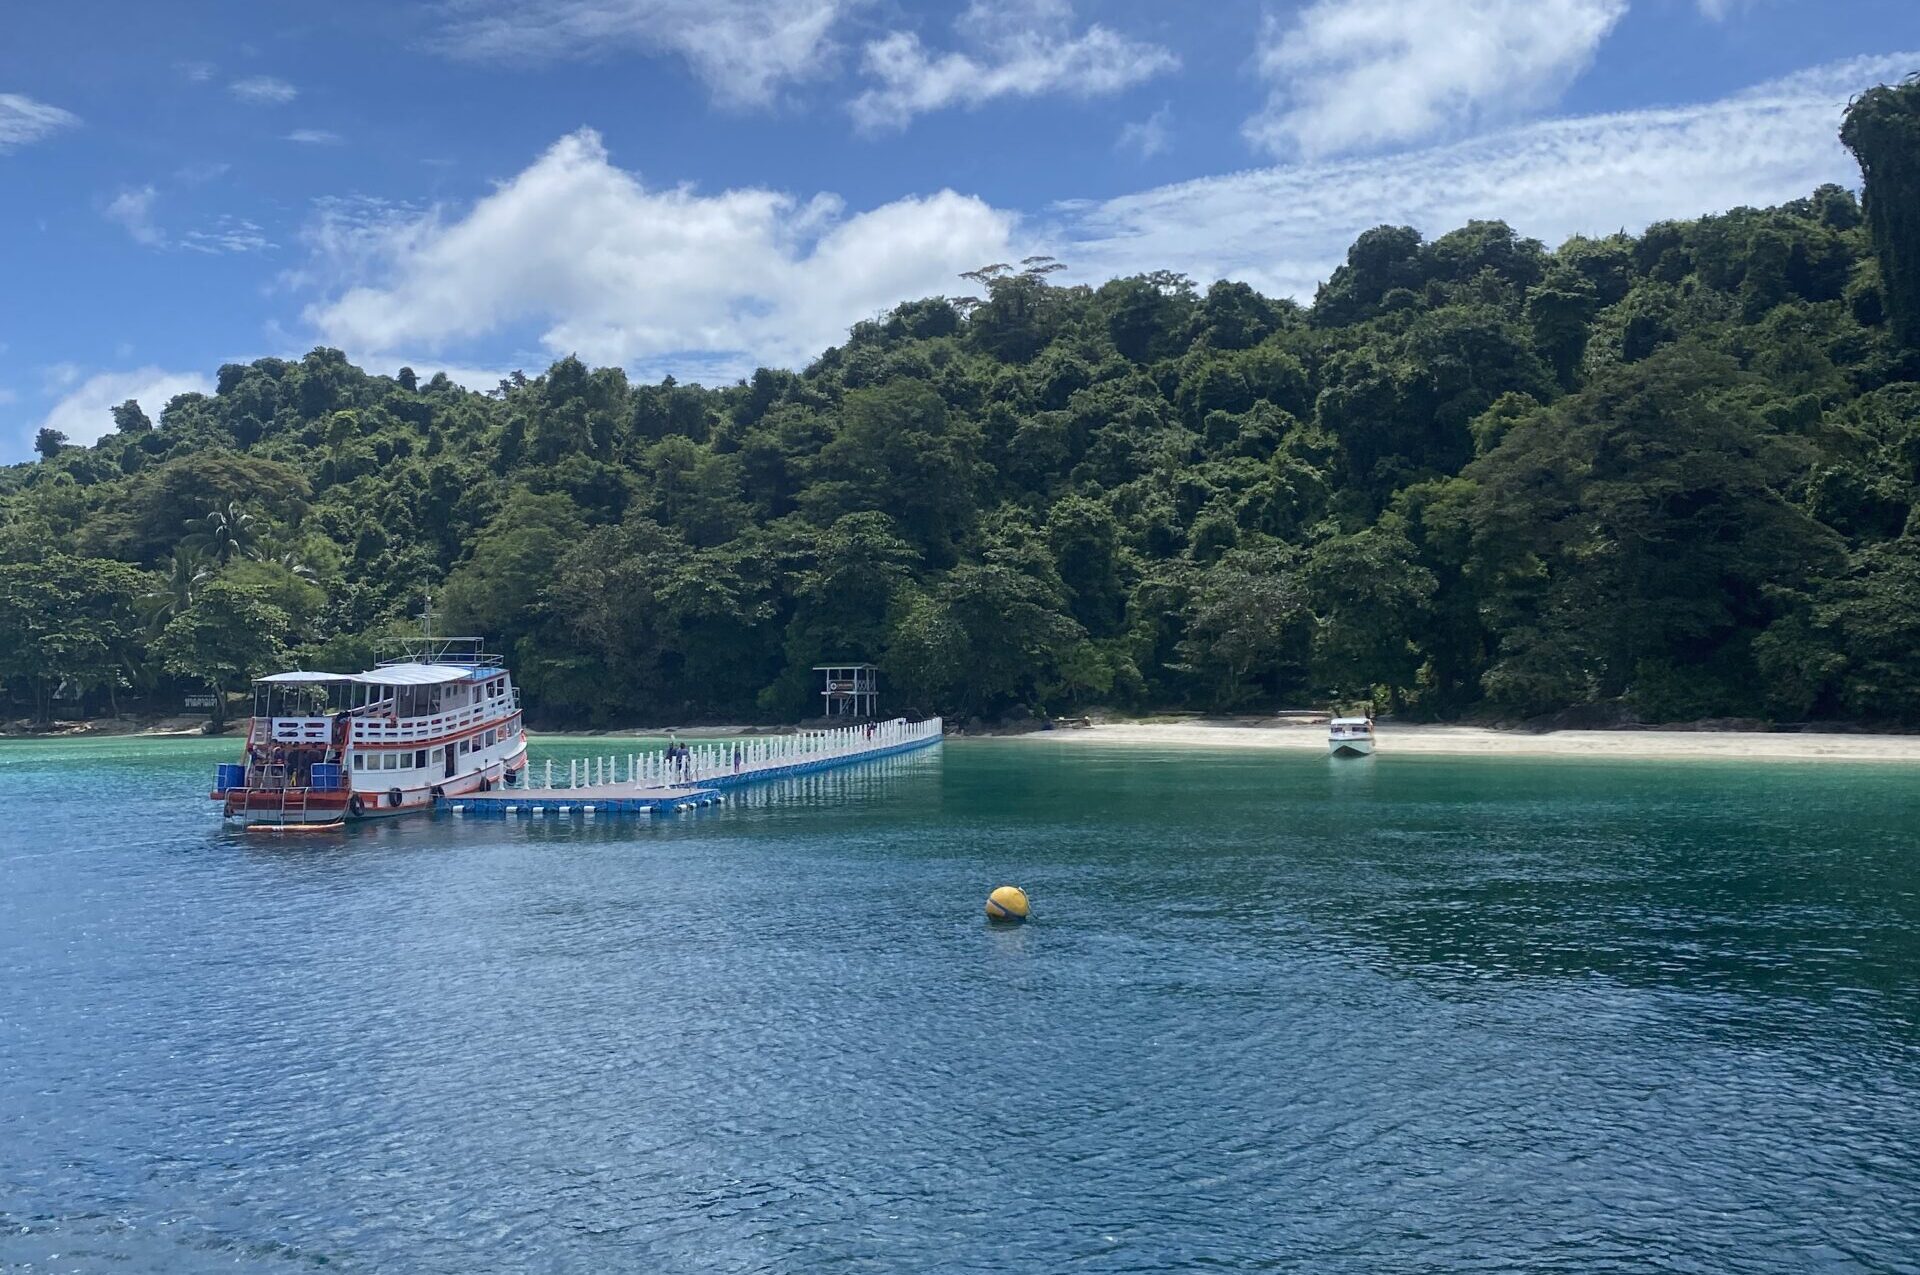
xmin=1003 ymin=719 xmax=1920 ymax=763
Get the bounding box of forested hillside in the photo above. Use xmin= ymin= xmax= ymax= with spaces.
xmin=5 ymin=85 xmax=1919 ymax=729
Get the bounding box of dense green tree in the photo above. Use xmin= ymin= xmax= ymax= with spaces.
xmin=1468 ymin=345 xmax=1844 ymax=717
xmin=5 ymin=89 xmax=1918 ymax=729
xmin=1841 ymin=75 xmax=1920 ymax=345
xmin=1175 ymin=546 xmax=1309 ymax=707
xmin=111 ymin=400 xmax=153 ymax=434
xmin=1303 ymin=518 xmax=1436 ymax=707
xmin=0 ymin=557 xmax=142 ymax=722
xmin=153 ymin=580 xmax=289 ymax=728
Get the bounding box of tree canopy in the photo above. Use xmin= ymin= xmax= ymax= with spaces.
xmin=5 ymin=90 xmax=1919 ymax=727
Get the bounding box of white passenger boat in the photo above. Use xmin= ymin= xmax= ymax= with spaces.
xmin=210 ymin=637 xmax=528 ymax=828
xmin=1329 ymin=716 xmax=1375 ymax=758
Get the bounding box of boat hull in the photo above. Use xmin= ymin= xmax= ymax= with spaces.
xmin=1329 ymin=739 xmax=1374 ymax=758
xmin=220 ymin=743 xmax=529 ymax=828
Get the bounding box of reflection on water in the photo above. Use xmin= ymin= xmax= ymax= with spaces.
xmin=2 ymin=735 xmax=1918 ymax=1272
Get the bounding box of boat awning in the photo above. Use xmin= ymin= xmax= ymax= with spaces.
xmin=1330 ymin=717 xmax=1372 ymax=726
xmin=256 ymin=670 xmax=349 ymax=685
xmin=352 ymin=663 xmax=473 ymax=686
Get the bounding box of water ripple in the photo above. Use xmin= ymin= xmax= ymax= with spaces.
xmin=2 ymin=738 xmax=1918 ymax=1272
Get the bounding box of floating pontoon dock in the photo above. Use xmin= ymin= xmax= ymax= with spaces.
xmin=440 ymin=716 xmax=943 ymax=818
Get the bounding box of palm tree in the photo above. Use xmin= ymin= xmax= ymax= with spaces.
xmin=141 ymin=546 xmax=213 ymax=633
xmin=253 ymin=532 xmax=320 ymax=582
xmin=186 ymin=501 xmax=261 ymax=565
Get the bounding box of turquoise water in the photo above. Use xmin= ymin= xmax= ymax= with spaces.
xmin=3 ymin=735 xmax=1918 ymax=1273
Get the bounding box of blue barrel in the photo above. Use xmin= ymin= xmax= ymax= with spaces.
xmin=215 ymin=763 xmax=246 ymax=791
xmin=309 ymin=763 xmax=344 ymax=791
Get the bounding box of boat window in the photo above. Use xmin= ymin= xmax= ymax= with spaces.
xmin=430 ymin=748 xmax=442 ymax=763
xmin=414 ymin=749 xmax=427 ymax=768
xmin=457 ymin=740 xmax=469 ymax=755
xmin=352 ymin=754 xmax=365 ymax=770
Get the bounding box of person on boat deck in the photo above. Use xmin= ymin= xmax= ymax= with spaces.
xmin=732 ymin=743 xmax=742 ymax=773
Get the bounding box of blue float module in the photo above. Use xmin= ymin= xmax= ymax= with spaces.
xmin=438 ymin=717 xmax=943 ymax=818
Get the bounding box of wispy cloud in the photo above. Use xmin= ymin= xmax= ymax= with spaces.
xmin=1244 ymin=0 xmax=1628 ymax=158
xmin=182 ymin=217 xmax=275 ymax=255
xmin=0 ymin=93 xmax=80 ymax=151
xmin=230 ymin=75 xmax=298 ymax=104
xmin=850 ymin=0 xmax=1176 ymax=133
xmin=286 ymin=128 xmax=343 ymax=145
xmin=105 ymin=186 xmax=164 ymax=246
xmin=104 ymin=188 xmax=272 ymax=254
xmin=1065 ymin=53 xmax=1910 ymax=300
xmin=289 ymin=54 xmax=1906 ymax=392
xmin=1116 ymin=105 xmax=1172 ymax=159
xmin=175 ymin=60 xmax=216 ymax=82
xmin=432 ymin=0 xmax=855 ymax=109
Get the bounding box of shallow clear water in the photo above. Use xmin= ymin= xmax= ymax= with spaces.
xmin=3 ymin=735 xmax=1918 ymax=1273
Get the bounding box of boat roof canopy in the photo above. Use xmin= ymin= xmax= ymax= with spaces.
xmin=1330 ymin=717 xmax=1372 ymax=726
xmin=255 ymin=663 xmax=500 ymax=688
xmin=353 ymin=662 xmax=477 ymax=686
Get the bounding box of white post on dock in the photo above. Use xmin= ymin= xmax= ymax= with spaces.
xmin=545 ymin=759 xmax=553 ymax=788
xmin=570 ymin=758 xmax=578 ymax=787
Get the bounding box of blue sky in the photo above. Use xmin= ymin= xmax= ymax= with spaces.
xmin=2 ymin=0 xmax=1917 ymax=460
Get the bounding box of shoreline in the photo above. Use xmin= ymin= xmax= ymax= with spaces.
xmin=9 ymin=715 xmax=1920 ymax=763
xmin=998 ymin=720 xmax=1920 ymax=763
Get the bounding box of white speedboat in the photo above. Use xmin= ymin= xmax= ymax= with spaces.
xmin=1329 ymin=717 xmax=1375 ymax=758
xmin=210 ymin=636 xmax=528 ymax=828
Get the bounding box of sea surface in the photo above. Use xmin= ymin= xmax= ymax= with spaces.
xmin=3 ymin=734 xmax=1918 ymax=1274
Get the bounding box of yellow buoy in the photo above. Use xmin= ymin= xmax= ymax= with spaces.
xmin=985 ymin=885 xmax=1030 ymax=923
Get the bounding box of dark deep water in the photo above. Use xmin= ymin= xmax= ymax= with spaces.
xmin=3 ymin=735 xmax=1918 ymax=1273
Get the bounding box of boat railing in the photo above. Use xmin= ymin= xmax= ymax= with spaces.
xmin=266 ymin=716 xmax=333 ymax=744
xmin=348 ymin=701 xmax=518 ymax=745
xmin=520 ymin=716 xmax=945 ymax=794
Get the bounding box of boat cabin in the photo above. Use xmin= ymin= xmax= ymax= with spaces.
xmin=214 ymin=638 xmax=528 ymax=825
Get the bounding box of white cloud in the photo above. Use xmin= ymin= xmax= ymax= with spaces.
xmin=300 ymin=128 xmax=1016 ymax=376
xmin=286 ymin=128 xmax=343 ymax=145
xmin=850 ymin=0 xmax=1176 ymax=132
xmin=291 ymin=53 xmax=1905 ymax=386
xmin=105 ymin=186 xmax=164 ymax=247
xmin=433 ymin=0 xmax=854 ymax=108
xmin=103 ymin=190 xmax=270 ymax=254
xmin=1061 ymin=53 xmax=1912 ymax=301
xmin=230 ymin=76 xmax=298 ymax=104
xmin=175 ymin=60 xmax=216 ymax=82
xmin=0 ymin=93 xmax=80 ymax=151
xmin=1116 ymin=104 xmax=1171 ymax=159
xmin=182 ymin=216 xmax=274 ymax=255
xmin=1245 ymin=0 xmax=1628 ymax=158
xmin=37 ymin=367 xmax=213 ymax=448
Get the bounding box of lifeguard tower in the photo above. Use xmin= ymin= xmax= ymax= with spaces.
xmin=814 ymin=664 xmax=879 ymax=719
